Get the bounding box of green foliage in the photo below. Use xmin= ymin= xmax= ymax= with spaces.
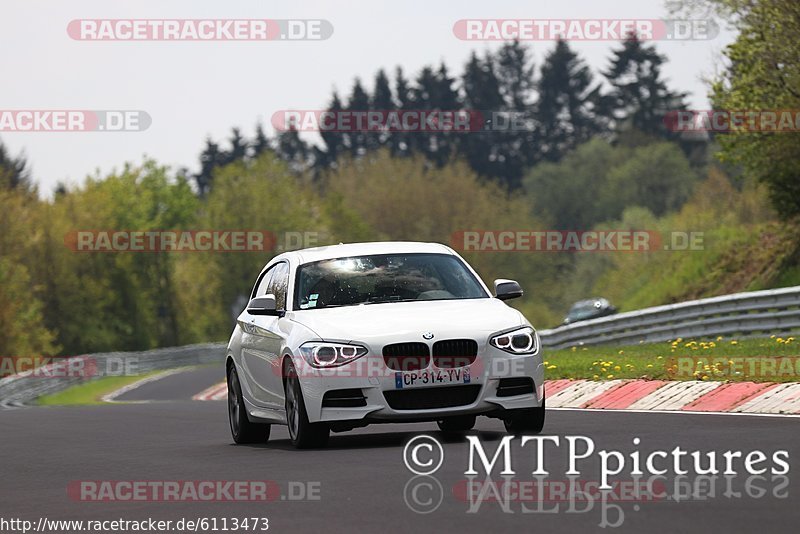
xmin=569 ymin=166 xmax=800 ymax=314
xmin=708 ymin=0 xmax=800 ymax=218
xmin=525 ymin=138 xmax=697 ymax=229
xmin=182 ymin=153 xmax=330 ymax=341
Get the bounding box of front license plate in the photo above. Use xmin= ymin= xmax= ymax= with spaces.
xmin=394 ymin=368 xmax=471 ymax=389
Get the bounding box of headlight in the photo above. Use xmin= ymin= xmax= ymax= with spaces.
xmin=490 ymin=326 xmax=538 ymax=355
xmin=298 ymin=342 xmax=368 ymax=368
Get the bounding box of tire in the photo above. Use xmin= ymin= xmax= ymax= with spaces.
xmin=228 ymin=366 xmax=271 ymax=444
xmin=437 ymin=415 xmax=476 ymax=433
xmin=284 ymin=362 xmax=330 ymax=449
xmin=504 ymin=399 xmax=546 ymax=435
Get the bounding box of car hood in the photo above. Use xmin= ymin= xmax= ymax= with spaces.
xmin=290 ymin=298 xmax=528 ymax=344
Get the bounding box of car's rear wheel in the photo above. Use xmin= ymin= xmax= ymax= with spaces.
xmin=436 ymin=415 xmax=476 ymax=433
xmin=284 ymin=361 xmax=330 ymax=449
xmin=504 ymin=399 xmax=546 ymax=435
xmin=228 ymin=366 xmax=271 ymax=444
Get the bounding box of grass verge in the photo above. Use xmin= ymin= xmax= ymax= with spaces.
xmin=37 ymin=372 xmax=163 ymax=406
xmin=543 ymin=335 xmax=800 ymax=383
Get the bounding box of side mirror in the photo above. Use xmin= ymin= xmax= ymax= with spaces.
xmin=247 ymin=294 xmax=279 ymax=315
xmin=494 ymin=279 xmax=523 ymax=301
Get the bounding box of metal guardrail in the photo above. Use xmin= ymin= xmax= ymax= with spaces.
xmin=0 ymin=342 xmax=226 ymax=408
xmin=539 ymin=286 xmax=800 ymax=350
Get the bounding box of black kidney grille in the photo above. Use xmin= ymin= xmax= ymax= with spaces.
xmin=432 ymin=339 xmax=478 ymax=368
xmin=382 ymin=342 xmax=430 ymax=371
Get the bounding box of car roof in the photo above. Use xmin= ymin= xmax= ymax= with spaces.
xmin=277 ymin=241 xmax=456 ymax=266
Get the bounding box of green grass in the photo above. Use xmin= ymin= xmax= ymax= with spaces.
xmin=543 ymin=335 xmax=800 ymax=383
xmin=37 ymin=372 xmax=161 ymax=406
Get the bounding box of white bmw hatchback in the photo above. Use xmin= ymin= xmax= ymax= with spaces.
xmin=226 ymin=241 xmax=545 ymax=448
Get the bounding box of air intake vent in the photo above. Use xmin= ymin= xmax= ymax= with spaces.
xmin=322 ymin=388 xmax=367 ymax=408
xmin=383 ymin=384 xmax=481 ymax=410
xmin=496 ymin=377 xmax=534 ymax=398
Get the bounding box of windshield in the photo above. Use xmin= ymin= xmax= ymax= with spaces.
xmin=568 ymin=301 xmax=603 ymax=320
xmin=294 ymin=253 xmax=488 ymax=310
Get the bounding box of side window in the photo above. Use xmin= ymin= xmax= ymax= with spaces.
xmin=266 ymin=262 xmax=290 ymax=310
xmin=253 ymin=267 xmax=275 ymax=299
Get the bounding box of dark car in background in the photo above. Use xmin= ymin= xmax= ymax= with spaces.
xmin=562 ymin=298 xmax=617 ymax=325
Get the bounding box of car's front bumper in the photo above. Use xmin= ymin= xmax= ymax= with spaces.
xmin=295 ymin=346 xmax=544 ymax=424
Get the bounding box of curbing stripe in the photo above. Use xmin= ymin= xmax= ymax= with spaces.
xmin=627 ymin=381 xmax=722 ymax=411
xmin=193 ymin=382 xmax=227 ymax=401
xmin=586 ymin=380 xmax=667 ymax=409
xmin=542 ymin=379 xmax=575 ymax=398
xmin=681 ymin=382 xmax=777 ymax=412
xmin=547 ymin=380 xmax=622 ymax=408
xmin=733 ymin=383 xmax=800 ymax=414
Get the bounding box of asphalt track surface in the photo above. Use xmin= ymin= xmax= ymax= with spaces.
xmin=2 ymin=367 xmax=800 ymax=533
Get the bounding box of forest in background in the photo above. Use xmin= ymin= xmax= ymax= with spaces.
xmin=1 ymin=0 xmax=798 ymax=359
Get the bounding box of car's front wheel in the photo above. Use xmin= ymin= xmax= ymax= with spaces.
xmin=504 ymin=399 xmax=546 ymax=435
xmin=228 ymin=366 xmax=271 ymax=444
xmin=284 ymin=361 xmax=330 ymax=449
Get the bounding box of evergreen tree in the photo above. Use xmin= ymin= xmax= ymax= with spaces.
xmin=276 ymin=127 xmax=311 ymax=173
xmin=346 ymin=79 xmax=371 ymax=157
xmin=536 ymin=39 xmax=607 ymax=162
xmin=252 ymin=123 xmax=272 ymax=158
xmin=195 ymin=138 xmax=225 ymax=197
xmin=370 ymin=69 xmax=395 ymax=150
xmin=495 ymin=41 xmax=539 ymax=167
xmin=460 ymin=51 xmax=527 ymax=189
xmin=0 ymin=141 xmax=32 ymax=192
xmin=318 ymin=91 xmax=346 ymax=168
xmin=391 ymin=67 xmax=415 ymax=158
xmin=603 ymin=35 xmax=687 ymax=142
xmin=224 ymin=128 xmax=247 ymax=166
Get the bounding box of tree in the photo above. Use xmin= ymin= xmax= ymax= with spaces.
xmin=391 ymin=67 xmax=415 ymax=158
xmin=604 ymin=142 xmax=698 ymax=218
xmin=370 ymin=68 xmax=395 ymax=150
xmin=410 ymin=64 xmax=461 ymax=166
xmin=460 ymin=51 xmax=529 ymax=188
xmin=252 ymin=123 xmax=272 ymax=158
xmin=275 ymin=127 xmax=311 ymax=173
xmin=525 ymin=138 xmax=623 ymax=229
xmin=706 ymin=0 xmax=800 ymax=218
xmin=318 ymin=91 xmax=346 ymax=168
xmin=195 ymin=138 xmax=225 ymax=197
xmin=224 ymin=127 xmax=248 ymax=166
xmin=345 ymin=78 xmax=371 ymax=157
xmin=0 ymin=141 xmax=33 ymax=192
xmin=603 ymin=35 xmax=687 ymax=142
xmin=536 ymin=40 xmax=607 ymax=161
